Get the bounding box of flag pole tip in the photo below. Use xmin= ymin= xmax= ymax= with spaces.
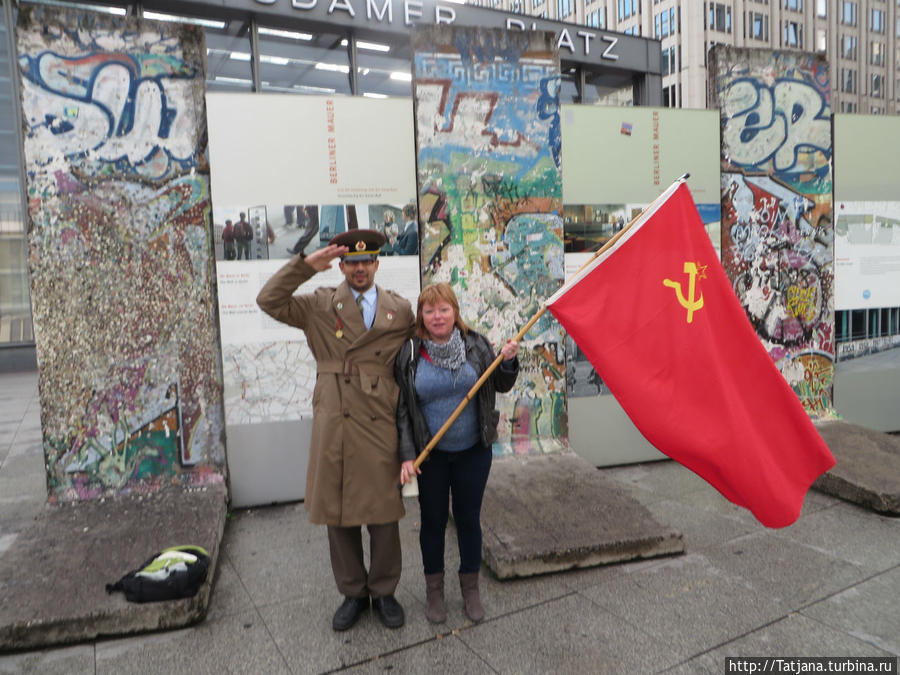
xmin=679 ymin=172 xmax=690 ymax=181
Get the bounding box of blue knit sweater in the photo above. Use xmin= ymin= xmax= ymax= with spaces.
xmin=414 ymin=357 xmax=480 ymax=451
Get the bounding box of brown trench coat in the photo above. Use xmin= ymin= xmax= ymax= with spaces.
xmin=256 ymin=256 xmax=415 ymax=526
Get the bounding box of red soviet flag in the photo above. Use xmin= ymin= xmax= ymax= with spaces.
xmin=547 ymin=179 xmax=834 ymax=528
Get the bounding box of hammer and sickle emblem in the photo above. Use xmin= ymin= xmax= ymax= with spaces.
xmin=663 ymin=262 xmax=705 ymax=323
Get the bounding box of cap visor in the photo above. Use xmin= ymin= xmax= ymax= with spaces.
xmin=342 ymin=253 xmax=379 ymax=261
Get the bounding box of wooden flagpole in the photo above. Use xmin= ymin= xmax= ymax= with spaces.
xmin=405 ymin=174 xmax=690 ymax=475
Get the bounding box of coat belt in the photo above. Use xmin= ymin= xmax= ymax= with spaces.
xmin=317 ymin=360 xmax=393 ymax=378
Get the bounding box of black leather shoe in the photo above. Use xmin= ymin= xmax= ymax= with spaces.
xmin=332 ymin=596 xmax=369 ymax=631
xmin=372 ymin=595 xmax=404 ymax=628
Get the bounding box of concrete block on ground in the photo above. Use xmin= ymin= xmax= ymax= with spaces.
xmin=481 ymin=451 xmax=684 ymax=579
xmin=0 ymin=483 xmax=227 ymax=651
xmin=813 ymin=420 xmax=900 ymax=516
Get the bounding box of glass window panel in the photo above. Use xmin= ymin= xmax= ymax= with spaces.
xmin=357 ymin=39 xmax=412 ymax=99
xmin=586 ymin=9 xmax=603 ymax=27
xmin=22 ymin=0 xmax=125 ymax=15
xmin=585 ymin=71 xmax=635 ymax=106
xmin=205 ymin=20 xmax=253 ymax=91
xmin=560 ymin=71 xmax=581 ymax=104
xmin=258 ymin=30 xmax=351 ymax=96
xmin=836 ymin=311 xmax=850 ymax=343
xmin=842 ymin=35 xmax=857 ymax=59
xmin=872 ymin=73 xmax=884 ymax=97
xmin=851 ymin=309 xmax=866 ymax=339
xmin=0 ymin=0 xmax=33 ymax=345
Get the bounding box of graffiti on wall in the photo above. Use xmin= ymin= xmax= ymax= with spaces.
xmin=412 ymin=27 xmax=567 ymax=453
xmin=17 ymin=7 xmax=226 ymax=500
xmin=711 ymin=47 xmax=834 ymax=415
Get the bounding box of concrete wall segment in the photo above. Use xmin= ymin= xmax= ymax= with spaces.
xmin=710 ymin=45 xmax=835 ymax=416
xmin=15 ymin=6 xmax=227 ymax=501
xmin=412 ymin=25 xmax=567 ymax=452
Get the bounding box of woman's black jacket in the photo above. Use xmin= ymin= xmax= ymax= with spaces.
xmin=394 ymin=330 xmax=519 ymax=463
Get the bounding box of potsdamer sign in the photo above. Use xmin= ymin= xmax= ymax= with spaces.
xmin=186 ymin=0 xmax=660 ymax=74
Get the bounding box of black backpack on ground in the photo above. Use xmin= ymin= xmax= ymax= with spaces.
xmin=106 ymin=545 xmax=211 ymax=603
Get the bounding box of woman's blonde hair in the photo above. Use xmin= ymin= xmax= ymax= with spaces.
xmin=416 ymin=282 xmax=471 ymax=339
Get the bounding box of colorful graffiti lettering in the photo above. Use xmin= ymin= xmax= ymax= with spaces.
xmin=19 ymin=47 xmax=201 ymax=182
xmin=794 ymin=353 xmax=833 ymax=416
xmin=721 ymin=78 xmax=831 ymax=176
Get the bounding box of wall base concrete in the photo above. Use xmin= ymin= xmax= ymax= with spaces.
xmin=814 ymin=420 xmax=900 ymax=515
xmin=0 ymin=483 xmax=227 ymax=651
xmin=481 ymin=451 xmax=683 ymax=579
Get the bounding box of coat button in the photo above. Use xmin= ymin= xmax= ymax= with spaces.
xmin=370 ymin=414 xmax=377 ymax=421
xmin=375 ymin=349 xmax=381 ymax=355
xmin=343 ymin=410 xmax=350 ymax=417
xmin=344 ymin=376 xmax=350 ymax=383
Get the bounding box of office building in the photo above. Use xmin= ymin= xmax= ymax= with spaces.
xmin=484 ymin=0 xmax=900 ymax=112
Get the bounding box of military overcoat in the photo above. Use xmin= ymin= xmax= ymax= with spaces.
xmin=256 ymin=256 xmax=415 ymax=526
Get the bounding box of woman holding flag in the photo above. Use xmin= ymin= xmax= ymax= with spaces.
xmin=396 ymin=283 xmax=519 ymax=624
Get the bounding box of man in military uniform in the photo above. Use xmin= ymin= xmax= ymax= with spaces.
xmin=257 ymin=230 xmax=415 ymax=631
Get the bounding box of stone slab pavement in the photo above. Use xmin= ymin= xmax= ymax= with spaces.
xmin=481 ymin=451 xmax=684 ymax=579
xmin=1 ymin=370 xmax=898 ymax=673
xmin=0 ymin=484 xmax=227 ymax=650
xmin=814 ymin=419 xmax=900 ymax=515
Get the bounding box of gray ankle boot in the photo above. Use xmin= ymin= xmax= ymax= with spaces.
xmin=424 ymin=573 xmax=446 ymax=623
xmin=458 ymin=572 xmax=484 ymax=622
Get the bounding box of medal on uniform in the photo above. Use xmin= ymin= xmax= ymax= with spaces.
xmin=386 ymin=312 xmax=393 ymax=321
xmin=335 ymin=317 xmax=344 ymax=339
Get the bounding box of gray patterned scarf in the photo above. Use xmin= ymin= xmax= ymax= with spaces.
xmin=423 ymin=327 xmax=466 ymax=373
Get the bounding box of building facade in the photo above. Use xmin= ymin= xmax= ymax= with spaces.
xmin=484 ymin=0 xmax=900 ymax=113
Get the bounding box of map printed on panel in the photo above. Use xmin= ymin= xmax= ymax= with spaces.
xmin=220 ymin=342 xmax=311 ymax=424
xmin=412 ymin=27 xmax=567 ymax=453
xmin=216 ymin=262 xmax=326 ymax=424
xmin=834 ymin=201 xmax=900 ymax=307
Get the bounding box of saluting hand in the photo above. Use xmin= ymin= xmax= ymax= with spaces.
xmin=304 ymin=244 xmax=349 ymax=271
